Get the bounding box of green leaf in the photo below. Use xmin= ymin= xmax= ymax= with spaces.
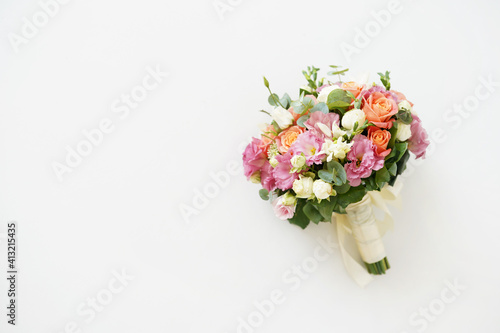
xmin=396 ymin=150 xmax=410 ymax=176
xmin=397 ymin=109 xmax=413 ymax=124
xmin=280 ymin=93 xmax=292 ymax=109
xmin=268 ymin=94 xmax=280 ymax=107
xmin=377 ymin=71 xmax=391 ymax=90
xmin=337 ymin=186 xmax=367 ymax=208
xmin=327 ymin=89 xmax=353 ymax=110
xmin=375 ymin=167 xmax=391 ymax=188
xmin=334 ymin=183 xmax=351 ymax=194
xmin=317 ymin=197 xmax=337 ymax=220
xmin=310 ymin=102 xmax=329 ymax=114
xmin=390 ymin=142 xmax=408 ymax=164
xmin=327 ymin=160 xmax=347 ymax=186
xmin=303 ymin=202 xmax=323 ymax=224
xmin=288 ymin=199 xmax=310 ymax=229
xmin=388 ymin=163 xmax=397 ymax=176
xmin=364 ymin=176 xmax=378 ymax=191
xmin=318 ymin=169 xmax=334 ymax=183
xmin=297 ymin=115 xmax=310 ymax=127
xmin=259 ymin=189 xmax=269 ymax=200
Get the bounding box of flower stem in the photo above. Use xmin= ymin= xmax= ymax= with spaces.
xmin=364 ymin=257 xmax=390 ymax=275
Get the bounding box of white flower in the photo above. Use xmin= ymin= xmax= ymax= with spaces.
xmin=396 ymin=122 xmax=412 ymax=141
xmin=317 ymin=85 xmax=341 ymax=103
xmin=249 ymin=171 xmax=261 ymax=184
xmin=290 ymin=154 xmax=306 ymax=173
xmin=292 ymin=176 xmax=314 ymax=199
xmin=271 ymin=106 xmax=294 ymax=129
xmin=320 ymin=136 xmax=353 ymax=162
xmin=282 ymin=191 xmax=297 ymax=206
xmin=269 ymin=156 xmax=279 ymax=167
xmin=398 ymin=100 xmax=412 ymax=113
xmin=313 ymin=179 xmax=334 ymax=200
xmin=342 ymin=109 xmax=366 ymax=130
xmin=331 ymin=123 xmax=347 ymax=138
xmin=317 ymin=122 xmax=346 ymax=139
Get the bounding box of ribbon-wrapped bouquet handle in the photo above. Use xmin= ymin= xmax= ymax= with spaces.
xmin=242 ymin=65 xmax=430 ymax=285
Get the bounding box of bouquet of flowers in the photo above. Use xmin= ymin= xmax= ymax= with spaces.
xmin=242 ymin=65 xmax=429 ymax=277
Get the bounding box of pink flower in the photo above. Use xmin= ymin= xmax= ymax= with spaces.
xmin=304 ymin=111 xmax=340 ymax=138
xmin=242 ymin=138 xmax=267 ymax=179
xmin=408 ymin=115 xmax=430 ymax=159
xmin=272 ymin=196 xmax=296 ymax=220
xmin=272 ymin=152 xmax=298 ymax=190
xmin=344 ymin=135 xmax=385 ymax=187
xmin=289 ymin=132 xmax=325 ymax=166
xmin=260 ymin=162 xmax=277 ymax=192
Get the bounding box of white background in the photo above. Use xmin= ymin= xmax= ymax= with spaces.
xmin=1 ymin=0 xmax=499 ymax=332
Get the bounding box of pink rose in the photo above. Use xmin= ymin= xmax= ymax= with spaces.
xmin=242 ymin=138 xmax=267 ymax=179
xmin=408 ymin=115 xmax=429 ymax=159
xmin=272 ymin=196 xmax=296 ymax=220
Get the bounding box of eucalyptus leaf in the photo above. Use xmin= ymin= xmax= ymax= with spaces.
xmin=334 ymin=183 xmax=351 ymax=194
xmin=259 ymin=189 xmax=269 ymax=200
xmin=268 ymin=93 xmax=280 ymax=106
xmin=318 ymin=170 xmax=334 ymax=183
xmin=310 ymin=102 xmax=329 ymax=114
xmin=297 ymin=115 xmax=310 ymax=127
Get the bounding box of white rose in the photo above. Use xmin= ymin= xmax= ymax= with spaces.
xmin=271 ymin=106 xmax=294 ymax=129
xmin=317 ymin=85 xmax=341 ymax=103
xmin=282 ymin=192 xmax=297 ymax=206
xmin=313 ymin=179 xmax=334 ymax=200
xmin=398 ymin=100 xmax=413 ymax=113
xmin=291 ymin=154 xmax=306 ymax=169
xmin=293 ymin=176 xmax=314 ymax=199
xmin=342 ymin=109 xmax=366 ymax=130
xmin=396 ymin=122 xmax=412 ymax=141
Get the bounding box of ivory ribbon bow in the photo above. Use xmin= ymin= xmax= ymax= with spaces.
xmin=332 ymin=180 xmax=403 ymax=287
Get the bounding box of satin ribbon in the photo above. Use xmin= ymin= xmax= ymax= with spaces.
xmin=332 ymin=180 xmax=403 ymax=287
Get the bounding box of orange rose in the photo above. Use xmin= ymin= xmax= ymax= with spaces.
xmin=367 ymin=126 xmax=391 ymax=157
xmin=259 ymin=124 xmax=276 ymax=155
xmin=276 ymin=126 xmax=304 ymax=154
xmin=362 ymin=92 xmax=398 ymax=129
xmin=341 ymin=81 xmax=364 ymax=98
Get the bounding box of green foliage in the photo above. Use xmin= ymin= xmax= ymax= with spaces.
xmin=397 ymin=109 xmax=413 ymax=124
xmin=259 ymin=189 xmax=269 ymax=200
xmin=337 ymin=186 xmax=367 ymax=209
xmin=310 ymin=102 xmax=329 ymax=114
xmin=303 ymin=202 xmax=323 ymax=224
xmin=318 ymin=169 xmax=334 ymax=183
xmin=280 ymin=93 xmax=292 ymax=109
xmin=297 ymin=114 xmax=310 ymax=127
xmin=377 ymin=71 xmax=391 ymax=90
xmin=288 ymin=199 xmax=310 ymax=229
xmin=327 ymin=160 xmax=347 ymax=186
xmin=326 ymin=89 xmax=353 ymax=112
xmin=375 ymin=167 xmax=391 ymax=188
xmin=268 ymin=93 xmax=280 ymax=107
